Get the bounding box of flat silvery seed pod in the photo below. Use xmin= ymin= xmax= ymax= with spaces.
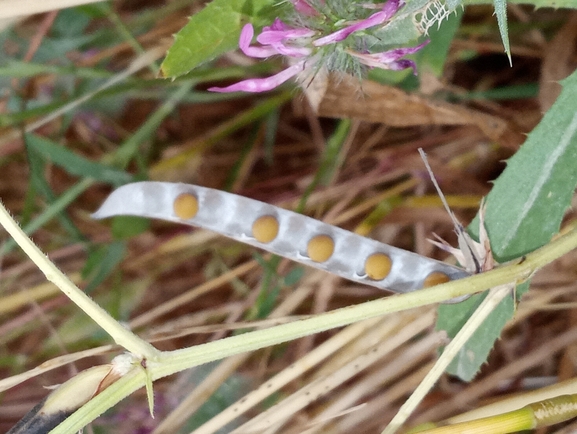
xmin=92 ymin=182 xmax=470 ymax=296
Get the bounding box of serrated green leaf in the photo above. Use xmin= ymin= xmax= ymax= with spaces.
xmin=438 ymin=68 xmax=577 ymax=381
xmin=474 ymin=70 xmax=577 ymax=260
xmin=161 ymin=0 xmax=284 ymax=77
xmin=437 ymin=283 xmax=526 ymax=380
xmin=493 ymin=0 xmax=511 ymax=64
xmin=25 ymin=133 xmax=134 ymax=186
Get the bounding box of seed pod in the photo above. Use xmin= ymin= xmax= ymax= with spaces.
xmin=93 ymin=182 xmax=470 ymax=294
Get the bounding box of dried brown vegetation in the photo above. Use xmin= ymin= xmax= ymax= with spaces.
xmin=1 ymin=1 xmax=577 ymax=433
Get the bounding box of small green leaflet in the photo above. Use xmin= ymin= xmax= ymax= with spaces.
xmin=437 ymin=68 xmax=577 ymax=381
xmin=161 ymin=0 xmax=285 ymax=77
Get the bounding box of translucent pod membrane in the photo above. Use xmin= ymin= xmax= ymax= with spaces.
xmin=92 ymin=182 xmax=470 ymax=296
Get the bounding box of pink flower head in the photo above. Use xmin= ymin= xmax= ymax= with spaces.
xmin=208 ymin=0 xmax=429 ymax=93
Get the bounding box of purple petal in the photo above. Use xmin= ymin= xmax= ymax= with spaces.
xmin=380 ymin=0 xmax=405 ymax=21
xmin=312 ymin=28 xmax=347 ymax=46
xmin=208 ymin=61 xmax=306 ymax=93
xmin=257 ymin=27 xmax=316 ymax=44
xmin=377 ymin=40 xmax=430 ymax=63
xmin=239 ymin=24 xmax=278 ymax=58
xmin=388 ymin=59 xmax=418 ymax=74
xmin=239 ymin=24 xmax=254 ymax=50
xmin=314 ymin=0 xmax=404 ymax=46
xmin=290 ymin=0 xmax=319 ymax=15
xmin=269 ymin=42 xmax=311 ymax=57
xmin=256 ymin=22 xmax=315 ymax=58
xmin=263 ymin=18 xmax=291 ymax=32
xmin=348 ymin=40 xmax=428 ymax=74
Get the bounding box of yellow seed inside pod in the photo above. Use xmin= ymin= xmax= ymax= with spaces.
xmin=173 ymin=193 xmax=199 ymax=220
xmin=307 ymin=235 xmax=334 ymax=263
xmin=423 ymin=271 xmax=451 ymax=288
xmin=252 ymin=215 xmax=279 ymax=243
xmin=364 ymin=253 xmax=392 ymax=280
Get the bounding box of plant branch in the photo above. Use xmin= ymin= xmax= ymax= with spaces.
xmin=0 ymin=199 xmax=160 ymax=359
xmin=50 ymin=221 xmax=577 ymax=433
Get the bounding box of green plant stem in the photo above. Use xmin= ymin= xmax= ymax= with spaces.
xmin=383 ymin=283 xmax=513 ymax=434
xmin=410 ymin=394 xmax=577 ymax=433
xmin=50 ymin=222 xmax=577 ymax=433
xmin=0 ymin=199 xmax=160 ymax=360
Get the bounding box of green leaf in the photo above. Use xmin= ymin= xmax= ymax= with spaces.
xmin=437 ymin=283 xmax=525 ymax=380
xmin=161 ymin=0 xmax=284 ymax=77
xmin=250 ymin=254 xmax=283 ymax=319
xmin=224 ymin=123 xmax=261 ymax=190
xmin=176 ymin=363 xmax=251 ymax=432
xmin=493 ymin=0 xmax=511 ymax=64
xmin=111 ymin=216 xmax=150 ymax=239
xmin=0 ymin=100 xmax=70 ymax=127
xmin=438 ymin=68 xmax=577 ymax=381
xmin=419 ymin=8 xmax=463 ymax=77
xmin=33 ymin=8 xmax=94 ymax=63
xmin=284 ymin=267 xmax=304 ymax=286
xmin=25 ymin=139 xmax=86 ymax=241
xmin=83 ymin=242 xmax=126 ymax=293
xmin=298 ymin=119 xmax=351 ymax=211
xmin=52 ymin=7 xmax=92 ymax=38
xmin=49 ymin=278 xmax=149 ymax=350
xmin=464 ymin=0 xmax=577 ymax=8
xmin=25 ymin=133 xmax=134 ymax=186
xmin=475 ymin=70 xmax=577 ymax=261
